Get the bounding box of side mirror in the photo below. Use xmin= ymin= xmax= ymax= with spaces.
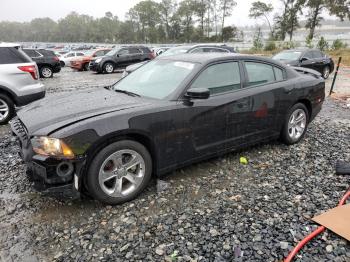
xmin=185 ymin=88 xmax=210 ymax=100
xmin=300 ymin=57 xmax=308 ymax=62
xmin=116 ymin=54 xmax=120 ymax=57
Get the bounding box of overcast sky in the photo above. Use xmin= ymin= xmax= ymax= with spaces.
xmin=0 ymin=0 xmax=334 ymax=26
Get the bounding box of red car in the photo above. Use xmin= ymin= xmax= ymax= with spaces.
xmin=70 ymin=49 xmax=111 ymax=71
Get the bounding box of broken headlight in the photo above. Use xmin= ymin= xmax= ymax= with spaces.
xmin=31 ymin=137 xmax=74 ymax=158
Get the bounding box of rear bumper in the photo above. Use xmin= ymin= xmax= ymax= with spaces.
xmin=70 ymin=61 xmax=83 ymax=70
xmin=16 ymin=90 xmax=45 ymax=106
xmin=310 ymin=101 xmax=323 ymax=122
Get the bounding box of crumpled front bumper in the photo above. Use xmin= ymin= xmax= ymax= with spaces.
xmin=10 ymin=117 xmax=85 ymax=196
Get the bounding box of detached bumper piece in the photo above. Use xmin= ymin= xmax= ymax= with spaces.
xmin=26 ymin=156 xmax=81 ymax=199
xmin=336 ymin=161 xmax=350 ymax=175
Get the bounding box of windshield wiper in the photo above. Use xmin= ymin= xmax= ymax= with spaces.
xmin=114 ymin=89 xmax=140 ymax=97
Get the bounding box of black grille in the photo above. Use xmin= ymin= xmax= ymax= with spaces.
xmin=10 ymin=117 xmax=29 ymax=144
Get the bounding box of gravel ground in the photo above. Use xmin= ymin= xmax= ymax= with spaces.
xmin=0 ymin=68 xmax=349 ymax=262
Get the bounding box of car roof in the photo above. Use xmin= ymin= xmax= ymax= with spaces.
xmin=281 ymin=48 xmax=322 ymax=53
xmin=0 ymin=42 xmax=21 ymax=48
xmin=157 ymin=53 xmax=282 ymax=66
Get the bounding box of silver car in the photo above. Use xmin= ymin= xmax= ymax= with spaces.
xmin=0 ymin=43 xmax=45 ymax=124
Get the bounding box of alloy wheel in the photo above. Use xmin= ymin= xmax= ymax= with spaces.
xmin=0 ymin=98 xmax=9 ymax=121
xmin=98 ymin=149 xmax=145 ymax=197
xmin=288 ymin=108 xmax=306 ymax=141
xmin=105 ymin=64 xmax=114 ymax=73
xmin=42 ymin=67 xmax=52 ymax=78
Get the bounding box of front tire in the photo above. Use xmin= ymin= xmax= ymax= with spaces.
xmin=83 ymin=63 xmax=89 ymax=71
xmin=281 ymin=103 xmax=309 ymax=145
xmin=103 ymin=62 xmax=115 ymax=74
xmin=0 ymin=94 xmax=15 ymax=125
xmin=86 ymin=140 xmax=152 ymax=205
xmin=40 ymin=66 xmax=53 ymax=78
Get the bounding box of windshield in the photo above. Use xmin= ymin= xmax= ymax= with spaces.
xmin=273 ymin=51 xmax=302 ymax=60
xmin=106 ymin=48 xmax=120 ymax=56
xmin=113 ymin=60 xmax=197 ymax=99
xmin=160 ymin=46 xmax=191 ymax=57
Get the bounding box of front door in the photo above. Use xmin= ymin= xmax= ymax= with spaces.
xmin=179 ymin=61 xmax=243 ymax=157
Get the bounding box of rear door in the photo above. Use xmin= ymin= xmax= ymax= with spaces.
xmin=227 ymin=61 xmax=285 ymax=142
xmin=129 ymin=48 xmax=143 ymax=63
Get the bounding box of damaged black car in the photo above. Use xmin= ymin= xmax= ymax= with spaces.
xmin=11 ymin=53 xmax=325 ymax=204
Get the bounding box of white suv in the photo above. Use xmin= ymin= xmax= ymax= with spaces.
xmin=0 ymin=43 xmax=45 ymax=124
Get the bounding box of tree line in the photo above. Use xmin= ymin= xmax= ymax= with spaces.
xmin=0 ymin=0 xmax=349 ymax=44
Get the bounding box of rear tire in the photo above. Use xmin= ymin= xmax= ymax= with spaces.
xmin=0 ymin=94 xmax=15 ymax=125
xmin=281 ymin=103 xmax=309 ymax=145
xmin=103 ymin=62 xmax=115 ymax=74
xmin=40 ymin=66 xmax=53 ymax=78
xmin=86 ymin=140 xmax=152 ymax=205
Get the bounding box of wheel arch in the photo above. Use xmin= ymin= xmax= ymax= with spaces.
xmin=0 ymin=85 xmax=17 ymax=105
xmin=84 ymin=130 xmax=157 ymax=178
xmin=39 ymin=63 xmax=53 ymax=69
xmin=295 ymin=98 xmax=312 ymax=119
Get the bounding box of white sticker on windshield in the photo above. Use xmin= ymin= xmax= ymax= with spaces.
xmin=174 ymin=61 xmax=195 ymax=70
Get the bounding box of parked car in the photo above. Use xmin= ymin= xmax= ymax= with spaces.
xmin=89 ymin=46 xmax=155 ymax=74
xmin=152 ymin=47 xmax=171 ymax=56
xmin=70 ymin=49 xmax=112 ymax=71
xmin=122 ymin=44 xmax=236 ymax=77
xmin=12 ymin=54 xmax=325 ymax=204
xmin=23 ymin=49 xmax=61 ymax=78
xmin=59 ymin=51 xmax=85 ymax=67
xmin=0 ymin=43 xmax=45 ymax=124
xmin=272 ymin=49 xmax=334 ymax=79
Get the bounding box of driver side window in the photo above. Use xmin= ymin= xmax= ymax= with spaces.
xmin=190 ymin=62 xmax=241 ymax=95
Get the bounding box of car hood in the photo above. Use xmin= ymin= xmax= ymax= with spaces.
xmin=17 ymin=88 xmax=150 ymax=135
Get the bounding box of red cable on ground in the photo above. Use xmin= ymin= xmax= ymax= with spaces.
xmin=285 ymin=190 xmax=350 ymax=262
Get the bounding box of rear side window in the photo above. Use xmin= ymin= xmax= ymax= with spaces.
xmin=0 ymin=47 xmax=31 ymax=64
xmin=129 ymin=48 xmax=141 ymax=54
xmin=38 ymin=50 xmax=55 ymax=56
xmin=245 ymin=62 xmax=275 ymax=86
xmin=204 ymin=47 xmax=229 ymax=53
xmin=191 ymin=62 xmax=241 ymax=95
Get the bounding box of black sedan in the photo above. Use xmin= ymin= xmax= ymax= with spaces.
xmin=122 ymin=44 xmax=236 ymax=77
xmin=11 ymin=54 xmax=325 ymax=204
xmin=272 ymin=49 xmax=334 ymax=79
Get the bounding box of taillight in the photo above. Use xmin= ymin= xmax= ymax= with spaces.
xmin=149 ymin=52 xmax=155 ymax=59
xmin=18 ymin=65 xmax=38 ymax=80
xmin=53 ymin=56 xmax=59 ymax=61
